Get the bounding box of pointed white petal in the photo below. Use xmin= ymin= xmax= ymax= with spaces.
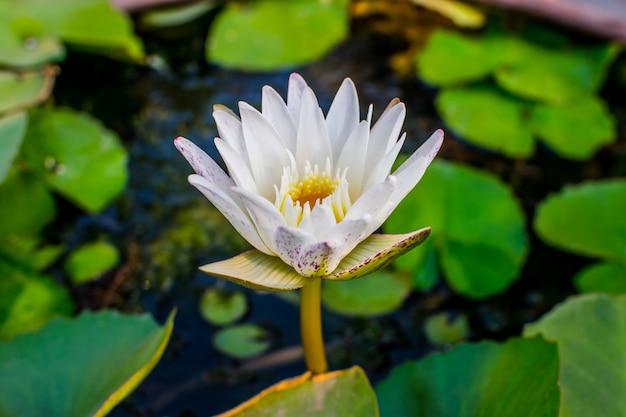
xmin=214 ymin=138 xmax=257 ymax=193
xmin=392 ymin=129 xmax=444 ymax=203
xmin=296 ymin=87 xmax=332 ymax=167
xmin=239 ymin=102 xmax=289 ymax=198
xmin=326 ymin=78 xmax=360 ymax=157
xmin=287 ymin=72 xmax=308 ymax=124
xmin=326 ymin=228 xmax=431 ymax=280
xmin=336 ymin=120 xmax=369 ymax=199
xmin=262 ymin=86 xmax=297 ymax=151
xmin=316 ymin=217 xmax=372 ymax=263
xmin=174 ymin=137 xmax=234 ymax=191
xmin=231 ymin=187 xmax=287 ymax=254
xmin=362 ymin=132 xmax=406 ymax=192
xmin=365 ymin=103 xmax=406 ymax=169
xmin=213 ymin=109 xmax=246 ymax=154
xmin=299 ymin=203 xmax=336 ymax=237
xmin=345 ymin=175 xmax=397 ymax=231
xmin=200 ymin=249 xmax=309 ymax=291
xmin=188 ymin=174 xmax=272 ymax=254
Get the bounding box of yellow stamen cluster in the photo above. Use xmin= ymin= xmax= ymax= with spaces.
xmin=288 ymin=173 xmax=338 ymax=209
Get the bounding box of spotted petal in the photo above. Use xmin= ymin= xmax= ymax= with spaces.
xmin=200 ymin=250 xmax=309 ymax=291
xmin=325 ymin=227 xmax=431 ymax=281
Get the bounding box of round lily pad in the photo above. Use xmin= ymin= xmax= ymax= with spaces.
xmin=574 ymin=262 xmax=626 ymax=295
xmin=213 ymin=324 xmax=270 ymax=359
xmin=63 ymin=241 xmax=120 ymax=285
xmin=199 ymin=288 xmax=247 ymax=326
xmin=423 ymin=311 xmax=469 ymax=346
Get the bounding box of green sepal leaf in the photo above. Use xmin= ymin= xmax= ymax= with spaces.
xmin=0 ymin=309 xmax=174 ymax=417
xmin=525 ymin=294 xmax=626 ymax=417
xmin=375 ymin=337 xmax=559 ymax=417
xmin=218 ymin=366 xmax=378 ymax=417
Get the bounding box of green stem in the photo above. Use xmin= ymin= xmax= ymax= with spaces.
xmin=300 ymin=278 xmax=328 ymax=374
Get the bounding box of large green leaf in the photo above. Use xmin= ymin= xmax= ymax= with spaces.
xmin=529 ymin=96 xmax=615 ymax=160
xmin=0 ymin=112 xmax=27 ymax=183
xmin=218 ymin=366 xmax=378 ymax=417
xmin=534 ymin=179 xmax=626 ymax=263
xmin=2 ymin=0 xmax=143 ymax=61
xmin=0 ymin=258 xmax=73 ymax=341
xmin=20 ymin=108 xmax=128 ymax=213
xmin=0 ymin=173 xmax=56 ymax=238
xmin=0 ymin=67 xmax=57 ymax=115
xmin=386 ymin=160 xmax=527 ymax=299
xmin=207 ymin=0 xmax=348 ymax=70
xmin=0 ymin=310 xmax=174 ymax=417
xmin=0 ymin=14 xmax=65 ymax=68
xmin=574 ymin=262 xmax=626 ymax=295
xmin=375 ymin=337 xmax=559 ymax=417
xmin=322 ymin=270 xmax=411 ymax=317
xmin=525 ymin=294 xmax=626 ymax=417
xmin=436 ymin=85 xmax=534 ymax=157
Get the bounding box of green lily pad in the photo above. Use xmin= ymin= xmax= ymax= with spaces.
xmin=199 ymin=288 xmax=248 ymax=326
xmin=63 ymin=241 xmax=120 ymax=284
xmin=423 ymin=311 xmax=469 ymax=346
xmin=525 ymin=294 xmax=626 ymax=417
xmin=436 ymin=85 xmax=534 ymax=157
xmin=322 ymin=270 xmax=411 ymax=317
xmin=417 ymin=30 xmax=500 ymax=85
xmin=0 ymin=112 xmax=27 ymax=183
xmin=375 ymin=337 xmax=559 ymax=417
xmin=529 ymin=96 xmax=615 ymax=160
xmin=140 ymin=0 xmax=218 ymax=28
xmin=574 ymin=262 xmax=626 ymax=295
xmin=219 ymin=366 xmax=378 ymax=417
xmin=0 ymin=173 xmax=56 ymax=238
xmin=20 ymin=108 xmax=128 ymax=213
xmin=386 ymin=160 xmax=528 ymax=299
xmin=0 ymin=309 xmax=174 ymax=417
xmin=534 ymin=179 xmax=626 ymax=263
xmin=0 ymin=17 xmax=66 ymax=68
xmin=0 ymin=258 xmax=73 ymax=341
xmin=213 ymin=323 xmax=270 ymax=359
xmin=494 ymin=43 xmax=618 ymax=104
xmin=207 ymin=0 xmax=348 ymax=70
xmin=0 ymin=234 xmax=64 ymax=272
xmin=0 ymin=67 xmax=57 ymax=115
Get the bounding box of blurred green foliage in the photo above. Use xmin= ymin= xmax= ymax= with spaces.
xmin=213 ymin=323 xmax=270 ymax=359
xmin=200 ymin=287 xmax=248 ymax=326
xmin=63 ymin=241 xmax=120 ymax=285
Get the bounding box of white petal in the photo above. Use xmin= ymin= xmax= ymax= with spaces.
xmin=365 ymin=102 xmax=406 ymax=170
xmin=336 ymin=120 xmax=369 ymax=199
xmin=287 ymin=72 xmax=308 ymax=124
xmin=230 ymin=187 xmax=287 ymax=254
xmin=326 ymin=78 xmax=360 ymax=158
xmin=392 ymin=129 xmax=444 ymax=203
xmin=299 ymin=203 xmax=336 ymax=238
xmin=273 ymin=225 xmax=316 ymax=269
xmin=174 ymin=137 xmax=234 ymax=191
xmin=188 ymin=174 xmax=272 ymax=254
xmin=296 ymin=87 xmax=332 ymax=168
xmin=239 ymin=102 xmax=290 ymax=198
xmin=214 ymin=138 xmax=257 ymax=193
xmin=345 ymin=175 xmax=397 ymax=232
xmin=213 ymin=109 xmax=246 ymax=154
xmin=362 ymin=132 xmax=406 ymax=192
xmin=262 ymin=86 xmax=297 ymax=151
xmin=316 ymin=217 xmax=372 ymax=263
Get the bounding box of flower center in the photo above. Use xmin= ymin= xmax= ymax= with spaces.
xmin=275 ymin=157 xmax=351 ymax=227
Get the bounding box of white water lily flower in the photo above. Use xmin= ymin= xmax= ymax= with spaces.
xmin=175 ymin=73 xmax=443 ymax=291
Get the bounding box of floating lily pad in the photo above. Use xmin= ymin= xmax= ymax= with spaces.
xmin=436 ymin=85 xmax=534 ymax=157
xmin=375 ymin=337 xmax=559 ymax=417
xmin=199 ymin=288 xmax=248 ymax=326
xmin=386 ymin=160 xmax=528 ymax=299
xmin=0 ymin=258 xmax=73 ymax=341
xmin=140 ymin=0 xmax=218 ymax=28
xmin=0 ymin=112 xmax=27 ymax=183
xmin=0 ymin=18 xmax=66 ymax=68
xmin=409 ymin=0 xmax=485 ymax=28
xmin=574 ymin=262 xmax=626 ymax=295
xmin=322 ymin=270 xmax=411 ymax=317
xmin=0 ymin=67 xmax=57 ymax=114
xmin=529 ymin=96 xmax=615 ymax=160
xmin=525 ymin=294 xmax=626 ymax=417
xmin=213 ymin=324 xmax=270 ymax=359
xmin=207 ymin=0 xmax=348 ymax=70
xmin=0 ymin=173 xmax=56 ymax=238
xmin=423 ymin=311 xmax=469 ymax=346
xmin=219 ymin=366 xmax=378 ymax=417
xmin=20 ymin=108 xmax=128 ymax=213
xmin=0 ymin=309 xmax=174 ymax=417
xmin=534 ymin=179 xmax=626 ymax=263
xmin=63 ymin=241 xmax=120 ymax=284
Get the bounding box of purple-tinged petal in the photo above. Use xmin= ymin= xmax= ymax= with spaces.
xmin=175 ymin=137 xmax=234 ymax=191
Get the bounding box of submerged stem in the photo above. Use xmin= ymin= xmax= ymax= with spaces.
xmin=299 ymin=278 xmax=328 ymax=374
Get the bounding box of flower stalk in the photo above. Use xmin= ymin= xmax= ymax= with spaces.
xmin=299 ymin=279 xmax=328 ymax=374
